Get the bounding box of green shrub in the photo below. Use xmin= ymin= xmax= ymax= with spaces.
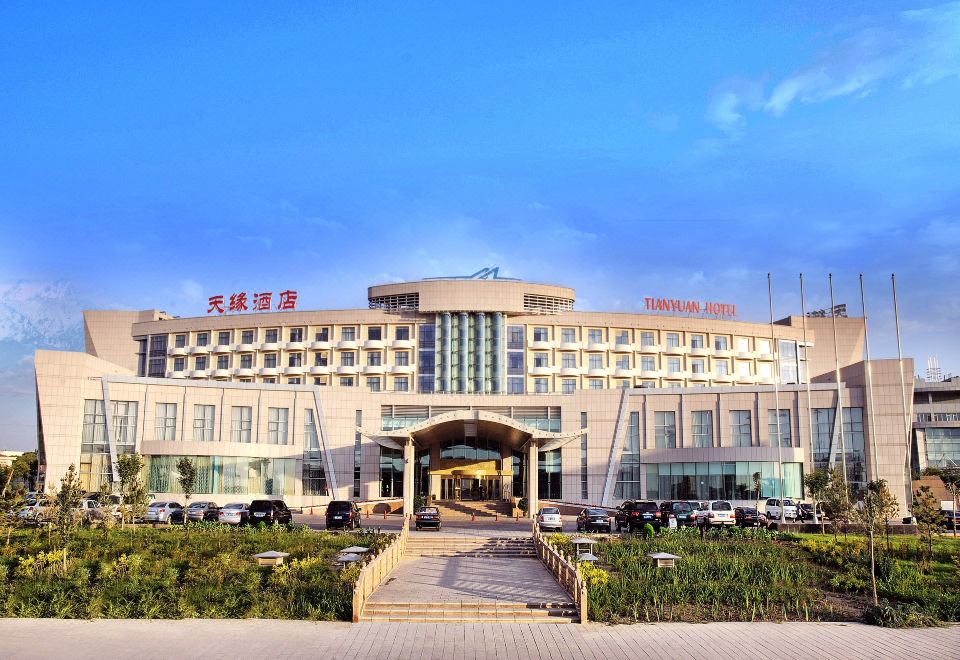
xmin=863 ymin=601 xmax=941 ymax=628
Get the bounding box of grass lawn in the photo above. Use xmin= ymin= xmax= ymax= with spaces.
xmin=548 ymin=527 xmax=960 ymax=626
xmin=0 ymin=524 xmax=391 ymax=620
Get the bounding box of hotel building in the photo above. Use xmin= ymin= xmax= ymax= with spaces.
xmin=35 ymin=274 xmax=917 ymax=515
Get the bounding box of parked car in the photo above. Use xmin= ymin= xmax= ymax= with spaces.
xmin=76 ymin=499 xmax=106 ymax=522
xmin=797 ymin=502 xmax=826 ymax=522
xmin=659 ymin=501 xmax=697 ymax=527
xmin=615 ymin=500 xmax=662 ymax=532
xmin=764 ymin=498 xmax=798 ymax=521
xmin=940 ymin=509 xmax=960 ymax=530
xmin=144 ymin=501 xmax=183 ymax=523
xmin=325 ymin=500 xmax=362 ymax=529
xmin=248 ymin=499 xmax=293 ymax=526
xmin=17 ymin=499 xmax=51 ymax=523
xmin=217 ymin=502 xmax=249 ymax=526
xmin=186 ymin=501 xmax=220 ymax=522
xmin=697 ymin=500 xmax=736 ymax=528
xmin=734 ymin=506 xmax=761 ymax=527
xmin=537 ymin=507 xmax=563 ymax=532
xmin=415 ymin=506 xmax=442 ymax=530
xmin=576 ymin=508 xmax=612 ymax=533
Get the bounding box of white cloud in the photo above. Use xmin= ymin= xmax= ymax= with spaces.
xmin=706 ymin=78 xmax=765 ymax=133
xmin=178 ymin=279 xmax=204 ymax=303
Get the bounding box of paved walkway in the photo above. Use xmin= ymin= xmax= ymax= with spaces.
xmin=1 ymin=619 xmax=957 ymax=659
xmin=369 ymin=556 xmax=572 ymax=604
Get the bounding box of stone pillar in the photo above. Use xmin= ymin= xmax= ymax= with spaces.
xmin=475 ymin=312 xmax=486 ymax=393
xmin=403 ymin=439 xmax=415 ymax=518
xmin=441 ymin=312 xmax=452 ymax=392
xmin=527 ymin=440 xmax=539 ymax=519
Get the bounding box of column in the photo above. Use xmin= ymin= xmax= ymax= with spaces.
xmin=493 ymin=312 xmax=505 ymax=393
xmin=403 ymin=438 xmax=415 ymax=518
xmin=458 ymin=312 xmax=469 ymax=393
xmin=475 ymin=312 xmax=486 ymax=393
xmin=527 ymin=440 xmax=539 ymax=519
xmin=441 ymin=312 xmax=452 ymax=392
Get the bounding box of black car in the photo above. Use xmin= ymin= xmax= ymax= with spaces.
xmin=734 ymin=506 xmax=761 ymax=527
xmin=615 ymin=500 xmax=662 ymax=532
xmin=797 ymin=503 xmax=826 ymax=522
xmin=326 ymin=500 xmax=362 ymax=529
xmin=658 ymin=501 xmax=697 ymax=527
xmin=940 ymin=509 xmax=960 ymax=530
xmin=248 ymin=499 xmax=293 ymax=525
xmin=415 ymin=506 xmax=442 ymax=530
xmin=576 ymin=508 xmax=612 ymax=533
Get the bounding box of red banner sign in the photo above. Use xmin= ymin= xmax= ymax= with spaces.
xmin=208 ymin=290 xmax=298 ymax=314
xmin=644 ymin=297 xmax=736 ymax=319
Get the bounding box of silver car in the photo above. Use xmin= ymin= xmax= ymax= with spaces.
xmin=217 ymin=502 xmax=249 ymax=525
xmin=144 ymin=501 xmax=183 ymax=523
xmin=537 ymin=507 xmax=563 ymax=532
xmin=185 ymin=501 xmax=220 ymax=522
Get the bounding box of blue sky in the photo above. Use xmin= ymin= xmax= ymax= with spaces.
xmin=1 ymin=2 xmax=959 ymax=450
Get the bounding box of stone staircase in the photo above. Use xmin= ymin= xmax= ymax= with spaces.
xmin=359 ymin=600 xmax=579 ymax=623
xmin=405 ymin=535 xmax=536 ymax=558
xmin=431 ymin=500 xmax=514 ymax=519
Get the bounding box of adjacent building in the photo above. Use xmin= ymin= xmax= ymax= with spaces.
xmin=35 ymin=273 xmax=917 ymax=515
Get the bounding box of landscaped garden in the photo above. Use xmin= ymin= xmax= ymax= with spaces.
xmin=0 ymin=524 xmax=391 ymax=620
xmin=548 ymin=527 xmax=960 ymax=626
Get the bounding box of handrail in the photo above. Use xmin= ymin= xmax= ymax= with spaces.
xmin=352 ymin=517 xmax=409 ymax=622
xmin=531 ymin=523 xmax=588 ymax=623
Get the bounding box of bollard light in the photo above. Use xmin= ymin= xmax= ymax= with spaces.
xmin=254 ymin=551 xmax=290 ymax=567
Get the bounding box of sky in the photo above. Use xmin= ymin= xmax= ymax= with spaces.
xmin=1 ymin=2 xmax=959 ymax=450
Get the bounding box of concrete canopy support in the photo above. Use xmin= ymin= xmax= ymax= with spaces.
xmin=403 ymin=438 xmax=415 ymax=518
xmin=527 ymin=440 xmax=539 ymax=519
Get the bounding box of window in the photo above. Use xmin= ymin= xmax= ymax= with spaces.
xmin=616 ymin=356 xmax=629 ymax=369
xmin=757 ymin=339 xmax=771 ymax=354
xmin=265 ymin=329 xmax=278 ymax=343
xmin=367 ymin=352 xmax=382 ymax=366
xmin=195 ymin=356 xmax=207 ymax=370
xmin=587 ymin=329 xmax=603 ymax=343
xmin=303 ymin=411 xmax=328 ymax=496
xmin=666 ymin=333 xmax=680 ymax=347
xmin=148 ymin=336 xmax=167 ymax=377
xmin=737 ymin=337 xmax=750 ymax=352
xmin=538 ymin=449 xmax=562 ymax=499
xmin=667 ymin=357 xmax=681 ymax=373
xmin=353 ymin=410 xmax=362 ymax=497
xmin=507 ymin=352 xmax=524 ymax=375
xmin=561 ymin=328 xmax=576 ymax=343
xmin=380 ymin=447 xmax=404 ymax=497
xmin=712 ymin=336 xmax=726 ymax=351
xmin=534 ymin=378 xmax=548 ymax=393
xmin=693 ymin=410 xmax=713 ymax=448
xmin=315 ymin=328 xmax=329 ymax=342
xmin=655 ymin=411 xmax=676 ymax=448
xmin=340 ymin=377 xmax=354 ymax=387
xmin=314 ymin=353 xmax=328 ymax=366
xmin=368 ymin=326 xmax=382 ymax=341
xmin=193 ymin=405 xmax=215 ymax=442
xmin=562 ymin=379 xmax=576 ymax=394
xmin=691 ymin=334 xmax=704 ymax=349
xmin=533 ymin=327 xmax=549 ymax=342
xmin=615 ymin=330 xmax=629 ymax=345
xmin=82 ymin=400 xmax=107 ymax=452
xmin=264 ymin=354 xmax=277 ymax=368
xmin=730 ymin=410 xmax=752 ymax=447
xmin=266 ymin=408 xmax=289 ymax=444
xmin=644 ymin=461 xmax=803 ymax=501
xmin=240 ymin=354 xmax=253 ymax=369
xmin=395 ymin=351 xmax=409 ymax=366
xmin=174 ymin=357 xmax=185 ymax=372
xmin=562 ymin=354 xmax=577 ymax=369
xmin=779 ymin=340 xmax=799 ymax=384
xmin=691 ymin=358 xmax=705 ymax=373
xmin=395 ymin=376 xmax=409 ymax=392
xmin=389 ymin=326 xmax=408 ymax=341
xmin=615 ymin=412 xmax=641 ymax=499
xmin=136 ymin=338 xmax=148 ymax=376
xmin=738 ymin=361 xmax=751 ymax=376
xmin=641 ymin=356 xmax=655 ymax=371
xmin=218 ymin=331 xmax=231 ymax=345
xmin=715 ymin=360 xmax=729 ymax=375
xmin=231 ymin=406 xmax=252 ymax=443
xmin=507 ymin=326 xmax=524 ymax=349
xmin=341 ymin=352 xmax=355 ymax=367
xmin=589 ymin=379 xmax=604 ymax=389
xmin=580 ymin=412 xmax=589 ymax=499
xmin=241 ymin=330 xmax=254 ymax=344
xmin=367 ymin=377 xmax=381 ymax=391
xmin=768 ymin=409 xmax=792 ymax=447
xmin=289 ymin=327 xmax=303 ymax=342
xmin=217 ymin=355 xmax=229 ymax=369
xmin=758 ymin=362 xmax=772 ymax=377
xmin=263 ymin=377 xmax=276 ymax=383
xmin=640 ymin=331 xmax=655 ymax=346
xmin=154 ymin=402 xmax=176 ymax=441
xmin=196 ymin=332 xmax=209 ymax=346
xmin=288 ymin=378 xmax=301 ymax=384
xmin=342 ymin=327 xmax=356 ymax=342
xmin=175 ymin=334 xmax=187 ymax=348
xmin=508 ymin=378 xmax=524 ymax=394
xmin=588 ymin=354 xmax=604 ymax=369
xmin=534 ymin=353 xmax=549 ymax=368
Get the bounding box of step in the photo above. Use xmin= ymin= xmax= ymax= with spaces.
xmin=360 ymin=601 xmax=579 ymax=623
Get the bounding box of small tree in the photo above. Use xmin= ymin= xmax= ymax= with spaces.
xmin=53 ymin=464 xmax=85 ymax=572
xmin=805 ymin=468 xmax=830 ymax=533
xmin=924 ymin=467 xmax=960 ymax=539
xmin=872 ymin=480 xmax=900 ymax=551
xmin=753 ymin=471 xmax=762 ymax=523
xmin=116 ymin=453 xmax=146 ymax=530
xmin=822 ymin=466 xmax=852 ymax=540
xmin=176 ymin=457 xmax=197 ymax=527
xmin=1 ymin=451 xmax=38 ymax=497
xmin=913 ymin=485 xmax=941 ymax=571
xmin=855 ymin=480 xmax=893 ymax=606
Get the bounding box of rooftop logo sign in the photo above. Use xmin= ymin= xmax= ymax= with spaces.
xmin=424 ymin=266 xmax=520 ymax=281
xmin=207 ymin=290 xmax=298 ymax=314
xmin=644 ymin=297 xmax=736 ymax=319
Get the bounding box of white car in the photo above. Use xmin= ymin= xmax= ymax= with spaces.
xmin=144 ymin=501 xmax=183 ymax=523
xmin=218 ymin=502 xmax=249 ymax=525
xmin=537 ymin=507 xmax=563 ymax=532
xmin=17 ymin=499 xmax=51 ymax=523
xmin=764 ymin=498 xmax=798 ymax=521
xmin=697 ymin=501 xmax=736 ymax=528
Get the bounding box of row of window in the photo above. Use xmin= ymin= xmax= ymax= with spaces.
xmin=531 ymin=353 xmax=775 ymax=375
xmin=617 ymin=461 xmax=805 ymax=501
xmin=525 ymin=326 xmax=778 ymax=353
xmin=171 ymin=326 xmax=413 ymax=348
xmin=916 ymin=412 xmax=960 ymax=423
xmin=172 ymin=350 xmax=412 ymax=372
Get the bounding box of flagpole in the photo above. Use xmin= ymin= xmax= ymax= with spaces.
xmin=769 ymin=273 xmax=786 ymax=522
xmin=859 ymin=274 xmax=880 ymax=483
xmin=892 ymin=273 xmax=914 ymax=514
xmin=800 ymin=274 xmax=815 ymax=515
xmin=829 ymin=274 xmax=849 ymax=500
